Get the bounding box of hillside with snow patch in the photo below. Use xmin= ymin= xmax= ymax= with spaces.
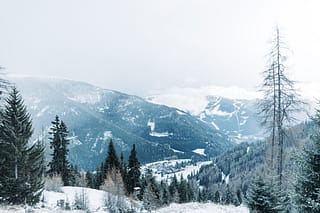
xmin=8 ymin=76 xmax=233 ymax=170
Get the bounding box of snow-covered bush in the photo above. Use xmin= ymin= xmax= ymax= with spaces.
xmin=44 ymin=175 xmax=63 ymax=192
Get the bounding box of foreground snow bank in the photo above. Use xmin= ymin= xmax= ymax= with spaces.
xmin=0 ymin=187 xmax=249 ymax=213
xmin=44 ymin=186 xmax=106 ymax=211
xmin=157 ymin=202 xmax=249 ymax=213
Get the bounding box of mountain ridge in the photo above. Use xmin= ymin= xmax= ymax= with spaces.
xmin=7 ymin=76 xmax=234 ymax=170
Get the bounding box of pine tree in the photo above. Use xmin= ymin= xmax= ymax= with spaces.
xmin=236 ymin=189 xmax=242 ymax=205
xmin=246 ymin=175 xmax=276 ymax=213
xmin=127 ymin=144 xmax=141 ymax=194
xmin=104 ymin=139 xmax=119 ymax=174
xmin=47 ymin=115 xmax=71 ymax=186
xmin=224 ymin=184 xmax=233 ymax=205
xmin=86 ymin=171 xmax=95 ymax=189
xmin=293 ymin=105 xmax=320 ymax=211
xmin=0 ymin=87 xmax=44 ymax=205
xmin=59 ymin=121 xmax=71 ymax=185
xmin=119 ymin=152 xmax=128 ymax=193
xmin=25 ymin=139 xmax=45 ymax=204
xmin=47 ymin=116 xmax=61 ymax=175
xmin=95 ymin=163 xmax=105 ymax=189
xmin=142 ymin=169 xmax=161 ymax=210
xmin=160 ymin=180 xmax=170 ymax=205
xmin=178 ymin=175 xmax=188 ymax=203
xmin=169 ymin=174 xmax=180 ymax=203
xmin=101 ymin=139 xmax=126 ymax=196
xmin=214 ymin=190 xmax=220 ymax=203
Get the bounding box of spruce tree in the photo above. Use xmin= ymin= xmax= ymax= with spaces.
xmin=0 ymin=87 xmax=44 ymax=205
xmin=169 ymin=174 xmax=179 ymax=203
xmin=101 ymin=139 xmax=126 ymax=195
xmin=104 ymin=139 xmax=119 ymax=174
xmin=47 ymin=116 xmax=61 ymax=175
xmin=47 ymin=115 xmax=71 ymax=186
xmin=293 ymin=105 xmax=320 ymax=211
xmin=160 ymin=180 xmax=170 ymax=205
xmin=178 ymin=175 xmax=188 ymax=203
xmin=142 ymin=169 xmax=161 ymax=210
xmin=119 ymin=152 xmax=128 ymax=192
xmin=246 ymin=175 xmax=276 ymax=213
xmin=25 ymin=139 xmax=45 ymax=204
xmin=214 ymin=190 xmax=220 ymax=203
xmin=59 ymin=121 xmax=71 ymax=185
xmin=236 ymin=189 xmax=242 ymax=205
xmin=127 ymin=144 xmax=141 ymax=194
xmin=224 ymin=184 xmax=233 ymax=205
xmin=95 ymin=163 xmax=105 ymax=189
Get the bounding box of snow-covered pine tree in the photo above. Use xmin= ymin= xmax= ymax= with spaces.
xmin=127 ymin=144 xmax=141 ymax=194
xmin=0 ymin=87 xmax=44 ymax=205
xmin=47 ymin=115 xmax=71 ymax=186
xmin=293 ymin=105 xmax=320 ymax=212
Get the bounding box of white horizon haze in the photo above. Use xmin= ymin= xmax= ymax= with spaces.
xmin=0 ymin=0 xmax=320 ymax=96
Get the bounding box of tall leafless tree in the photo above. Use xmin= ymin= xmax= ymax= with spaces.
xmin=258 ymin=27 xmax=303 ymax=186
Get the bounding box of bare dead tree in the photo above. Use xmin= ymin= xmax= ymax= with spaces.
xmin=258 ymin=27 xmax=304 ymax=186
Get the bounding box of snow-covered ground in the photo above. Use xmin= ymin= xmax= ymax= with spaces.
xmin=0 ymin=187 xmax=249 ymax=213
xmin=0 ymin=186 xmax=138 ymax=213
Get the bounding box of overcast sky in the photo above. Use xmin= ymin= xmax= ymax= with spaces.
xmin=0 ymin=0 xmax=319 ymax=96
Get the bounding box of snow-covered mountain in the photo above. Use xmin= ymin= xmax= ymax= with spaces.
xmin=147 ymin=84 xmax=312 ymax=142
xmin=8 ymin=76 xmax=234 ymax=170
xmin=147 ymin=86 xmax=263 ymax=142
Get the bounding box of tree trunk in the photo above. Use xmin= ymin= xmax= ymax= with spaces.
xmin=15 ymin=156 xmax=18 ymax=179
